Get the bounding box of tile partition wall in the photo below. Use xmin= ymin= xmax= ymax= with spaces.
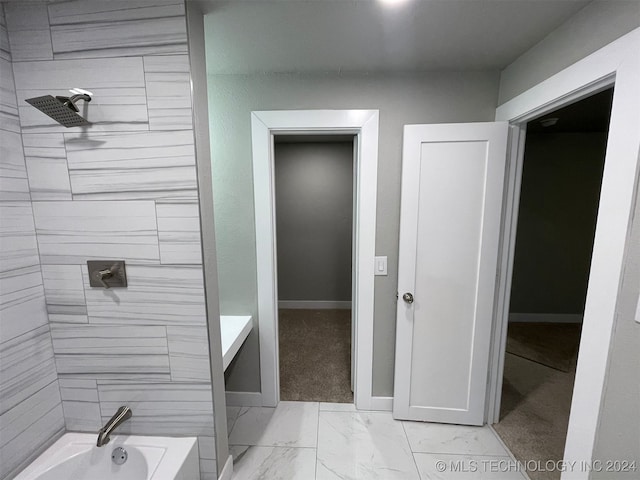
xmin=0 ymin=1 xmax=216 ymax=479
xmin=0 ymin=4 xmax=65 ymax=480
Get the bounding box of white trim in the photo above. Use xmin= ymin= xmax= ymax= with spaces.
xmin=278 ymin=300 xmax=352 ymax=310
xmin=493 ymin=28 xmax=640 ymax=478
xmin=251 ymin=109 xmax=379 ymax=410
xmin=225 ymin=391 xmax=264 ymax=407
xmin=218 ymin=455 xmax=233 ymax=480
xmin=508 ymin=313 xmax=583 ymax=324
xmin=367 ymin=396 xmax=393 ymax=411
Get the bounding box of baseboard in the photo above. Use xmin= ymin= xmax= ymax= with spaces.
xmin=367 ymin=396 xmax=393 ymax=411
xmin=508 ymin=313 xmax=583 ymax=324
xmin=278 ymin=300 xmax=352 ymax=310
xmin=225 ymin=391 xmax=264 ymax=407
xmin=218 ymin=454 xmax=233 ymax=480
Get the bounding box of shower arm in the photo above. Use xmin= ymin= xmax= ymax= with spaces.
xmin=58 ymin=88 xmax=93 ymax=112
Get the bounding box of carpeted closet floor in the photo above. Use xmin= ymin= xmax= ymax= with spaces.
xmin=278 ymin=308 xmax=353 ymax=403
xmin=494 ymin=323 xmax=582 ymax=480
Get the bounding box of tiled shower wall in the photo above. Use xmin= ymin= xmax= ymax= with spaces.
xmin=0 ymin=4 xmax=65 ymax=479
xmin=0 ymin=1 xmax=215 ymax=479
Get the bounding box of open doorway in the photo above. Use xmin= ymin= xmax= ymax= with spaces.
xmin=494 ymin=88 xmax=614 ymax=479
xmin=273 ymin=135 xmax=356 ymax=403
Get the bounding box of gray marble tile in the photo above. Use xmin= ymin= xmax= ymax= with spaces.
xmin=143 ymin=55 xmax=192 ymax=131
xmin=4 ymin=2 xmax=50 ymax=30
xmin=48 ymin=313 xmax=89 ymax=324
xmin=198 ymin=435 xmax=217 ymax=479
xmin=0 ymin=57 xmax=20 ymax=133
xmin=97 ymin=383 xmax=214 ymax=436
xmin=231 ymin=445 xmax=317 ymax=480
xmin=157 ymin=202 xmax=202 ymax=264
xmin=0 ymin=202 xmax=40 ymax=272
xmin=51 ymin=323 xmax=168 ymax=354
xmin=65 ymin=131 xmax=197 ymax=200
xmin=48 ymin=0 xmax=184 ymax=24
xmin=0 ymin=391 xmax=64 ymax=480
xmin=55 ymin=353 xmax=170 ymax=378
xmin=402 ymin=422 xmax=511 ymax=456
xmin=49 ymin=0 xmax=187 ymax=59
xmin=41 ymin=265 xmax=87 ymax=317
xmin=23 ymin=133 xmax=72 ymax=200
xmin=0 ymin=265 xmax=48 ymax=343
xmin=13 ymin=57 xmax=145 ymax=91
xmin=84 ymin=265 xmax=206 ymax=326
xmin=413 ymin=453 xmax=528 ymax=480
xmin=0 ymin=130 xmax=30 ymax=201
xmin=0 ymin=381 xmax=61 ymax=450
xmin=0 ymin=325 xmax=58 ymax=415
xmin=8 ymin=29 xmax=53 ymax=61
xmin=229 ymin=402 xmax=319 ymax=448
xmin=167 ymin=325 xmax=210 ymax=382
xmin=62 ymin=400 xmax=102 ymax=432
xmin=14 ymin=57 xmax=147 ymax=133
xmin=59 ymin=378 xmax=99 ymax=402
xmin=316 ymin=411 xmax=420 ymax=480
xmin=0 ymin=8 xmax=10 ymax=61
xmin=32 ymin=200 xmax=160 ymax=264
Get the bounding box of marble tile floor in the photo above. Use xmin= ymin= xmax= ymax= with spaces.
xmin=227 ymin=401 xmax=529 ymax=480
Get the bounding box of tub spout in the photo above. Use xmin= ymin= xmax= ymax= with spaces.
xmin=97 ymin=406 xmax=132 ymax=447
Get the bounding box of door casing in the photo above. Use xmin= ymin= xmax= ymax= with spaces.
xmin=251 ymin=109 xmax=379 ymax=409
xmin=490 ymin=28 xmax=640 ymax=479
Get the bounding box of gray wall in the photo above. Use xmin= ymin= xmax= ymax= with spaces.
xmin=591 ymin=185 xmax=640 ymax=477
xmin=275 ymin=142 xmax=353 ymax=303
xmin=498 ymin=1 xmax=640 ymax=104
xmin=208 ymin=71 xmax=500 ymax=395
xmin=0 ymin=2 xmax=215 ymax=479
xmin=510 ymin=133 xmax=606 ymax=315
xmin=0 ymin=5 xmax=65 ymax=479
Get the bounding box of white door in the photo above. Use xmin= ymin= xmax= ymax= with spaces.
xmin=393 ymin=122 xmax=509 ymax=425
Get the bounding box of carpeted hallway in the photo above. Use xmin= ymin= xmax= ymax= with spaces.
xmin=278 ymin=309 xmax=353 ymax=403
xmin=494 ymin=323 xmax=582 ymax=480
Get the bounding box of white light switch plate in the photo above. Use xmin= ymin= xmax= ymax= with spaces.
xmin=374 ymin=256 xmax=387 ymax=276
xmin=635 ymin=292 xmax=640 ymax=324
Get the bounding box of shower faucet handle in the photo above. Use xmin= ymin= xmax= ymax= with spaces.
xmin=87 ymin=261 xmax=128 ymax=289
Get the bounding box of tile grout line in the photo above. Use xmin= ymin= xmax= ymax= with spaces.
xmin=401 ymin=420 xmax=423 ymax=478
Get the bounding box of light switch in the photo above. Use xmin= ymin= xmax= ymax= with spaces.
xmin=635 ymin=293 xmax=640 ymax=324
xmin=374 ymin=256 xmax=387 ymax=276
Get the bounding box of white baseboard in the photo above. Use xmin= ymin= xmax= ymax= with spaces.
xmin=225 ymin=391 xmax=264 ymax=407
xmin=219 ymin=454 xmax=233 ymax=480
xmin=366 ymin=396 xmax=393 ymax=411
xmin=278 ymin=300 xmax=352 ymax=310
xmin=509 ymin=313 xmax=583 ymax=324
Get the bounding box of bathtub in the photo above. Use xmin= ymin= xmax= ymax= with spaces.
xmin=13 ymin=433 xmax=200 ymax=480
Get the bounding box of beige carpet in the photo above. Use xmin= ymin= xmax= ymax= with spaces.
xmin=278 ymin=309 xmax=353 ymax=403
xmin=495 ymin=323 xmax=582 ymax=480
xmin=507 ymin=322 xmax=581 ymax=372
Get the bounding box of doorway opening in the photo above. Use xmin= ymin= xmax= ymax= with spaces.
xmin=274 ymin=135 xmax=356 ymax=403
xmin=494 ymin=88 xmax=614 ymax=479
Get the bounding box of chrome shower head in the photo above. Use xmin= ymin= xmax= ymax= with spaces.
xmin=25 ymin=88 xmax=93 ymax=128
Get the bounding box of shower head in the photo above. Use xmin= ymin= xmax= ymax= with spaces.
xmin=25 ymin=88 xmax=93 ymax=127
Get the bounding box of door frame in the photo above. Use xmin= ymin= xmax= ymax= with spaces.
xmin=489 ymin=28 xmax=640 ymax=477
xmin=251 ymin=109 xmax=379 ymax=409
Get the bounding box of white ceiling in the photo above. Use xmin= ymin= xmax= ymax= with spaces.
xmin=202 ymin=0 xmax=591 ymax=74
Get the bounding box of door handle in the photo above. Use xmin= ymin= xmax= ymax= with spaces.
xmin=402 ymin=292 xmax=414 ymax=304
